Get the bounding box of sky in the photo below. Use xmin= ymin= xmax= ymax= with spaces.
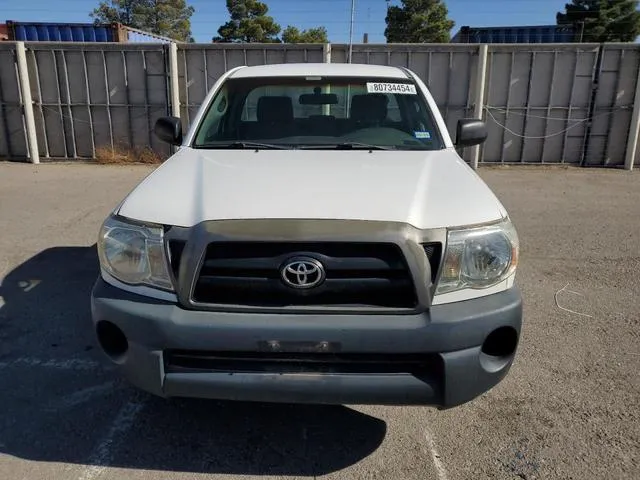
xmin=4 ymin=0 xmax=571 ymax=43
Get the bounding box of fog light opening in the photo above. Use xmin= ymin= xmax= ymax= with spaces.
xmin=482 ymin=327 xmax=518 ymax=358
xmin=96 ymin=320 xmax=128 ymax=360
xmin=480 ymin=327 xmax=518 ymax=373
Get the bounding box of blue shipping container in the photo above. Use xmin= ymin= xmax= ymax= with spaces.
xmin=6 ymin=21 xmax=117 ymax=42
xmin=452 ymin=25 xmax=576 ymax=44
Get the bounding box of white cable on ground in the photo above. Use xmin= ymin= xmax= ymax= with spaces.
xmin=554 ymin=283 xmax=593 ymax=318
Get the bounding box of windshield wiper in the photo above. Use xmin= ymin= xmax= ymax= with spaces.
xmin=300 ymin=142 xmax=394 ymax=151
xmin=336 ymin=142 xmax=393 ymax=150
xmin=198 ymin=141 xmax=290 ymax=150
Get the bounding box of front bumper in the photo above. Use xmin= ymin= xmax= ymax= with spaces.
xmin=91 ymin=278 xmax=522 ymax=408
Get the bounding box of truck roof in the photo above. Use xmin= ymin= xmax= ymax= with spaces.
xmin=228 ymin=63 xmax=409 ymax=79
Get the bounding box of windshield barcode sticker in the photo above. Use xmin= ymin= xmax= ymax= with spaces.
xmin=414 ymin=131 xmax=431 ymax=139
xmin=366 ymin=83 xmax=417 ymax=95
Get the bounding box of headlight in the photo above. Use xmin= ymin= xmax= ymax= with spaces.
xmin=435 ymin=220 xmax=518 ymax=295
xmin=97 ymin=216 xmax=173 ymax=291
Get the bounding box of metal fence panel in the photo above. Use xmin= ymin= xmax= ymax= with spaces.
xmin=25 ymin=42 xmax=170 ymax=160
xmin=330 ymin=44 xmax=478 ymax=160
xmin=0 ymin=43 xmax=27 ymax=159
xmin=330 ymin=46 xmax=476 ymax=118
xmin=176 ymin=44 xmax=325 ymax=127
xmin=482 ymin=44 xmax=599 ymax=164
xmin=587 ymin=44 xmax=640 ymax=167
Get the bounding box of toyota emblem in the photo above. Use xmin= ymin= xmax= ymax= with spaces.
xmin=281 ymin=257 xmax=326 ymax=289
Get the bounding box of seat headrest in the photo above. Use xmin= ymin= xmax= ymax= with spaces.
xmin=350 ymin=94 xmax=388 ymax=122
xmin=257 ymin=96 xmax=294 ymax=123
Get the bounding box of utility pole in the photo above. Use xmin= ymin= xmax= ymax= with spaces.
xmin=348 ymin=0 xmax=356 ymax=63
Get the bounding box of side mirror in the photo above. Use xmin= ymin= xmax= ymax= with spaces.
xmin=154 ymin=116 xmax=183 ymax=145
xmin=455 ymin=119 xmax=487 ymax=148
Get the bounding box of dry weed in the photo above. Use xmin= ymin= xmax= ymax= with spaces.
xmin=94 ymin=145 xmax=163 ymax=164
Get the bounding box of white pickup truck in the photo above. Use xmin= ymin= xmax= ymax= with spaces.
xmin=91 ymin=63 xmax=522 ymax=408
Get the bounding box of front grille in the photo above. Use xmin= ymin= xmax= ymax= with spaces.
xmin=167 ymin=240 xmax=186 ymax=279
xmin=191 ymin=242 xmax=418 ymax=309
xmin=165 ymin=350 xmax=443 ymax=375
xmin=423 ymin=242 xmax=442 ymax=283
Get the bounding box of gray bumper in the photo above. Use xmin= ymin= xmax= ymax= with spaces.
xmin=91 ymin=278 xmax=523 ymax=408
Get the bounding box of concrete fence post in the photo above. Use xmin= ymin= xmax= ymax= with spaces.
xmin=15 ymin=42 xmax=39 ymax=164
xmin=168 ymin=42 xmax=180 ymax=119
xmin=322 ymin=44 xmax=333 ymax=115
xmin=323 ymin=43 xmax=332 ymax=64
xmin=624 ymin=59 xmax=640 ymax=171
xmin=471 ymin=44 xmax=489 ymax=170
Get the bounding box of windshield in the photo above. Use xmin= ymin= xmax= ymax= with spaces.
xmin=192 ymin=76 xmax=444 ymax=150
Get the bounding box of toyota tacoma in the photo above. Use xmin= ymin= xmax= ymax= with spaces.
xmin=91 ymin=63 xmax=522 ymax=408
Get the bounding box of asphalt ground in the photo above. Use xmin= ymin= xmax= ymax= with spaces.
xmin=0 ymin=163 xmax=638 ymax=479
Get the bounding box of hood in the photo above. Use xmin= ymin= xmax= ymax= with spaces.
xmin=117 ymin=147 xmax=507 ymax=230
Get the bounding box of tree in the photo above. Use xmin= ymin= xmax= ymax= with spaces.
xmin=384 ymin=0 xmax=455 ymax=43
xmin=282 ymin=26 xmax=329 ymax=43
xmin=92 ymin=0 xmax=144 ymax=26
xmin=557 ymin=0 xmax=640 ymax=42
xmin=91 ymin=0 xmax=194 ymax=42
xmin=213 ymin=0 xmax=281 ymax=43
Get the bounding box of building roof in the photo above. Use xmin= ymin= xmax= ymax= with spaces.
xmin=229 ymin=63 xmax=408 ymax=79
xmin=451 ymin=24 xmax=575 ymax=44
